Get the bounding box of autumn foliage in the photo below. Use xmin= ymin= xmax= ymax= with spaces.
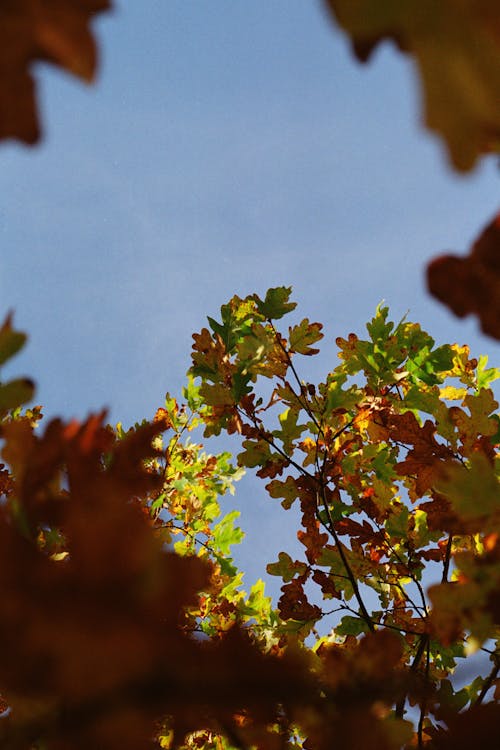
xmin=0 ymin=0 xmax=109 ymax=144
xmin=2 ymin=290 xmax=500 ymax=748
xmin=1 ymin=2 xmax=500 ymax=750
xmin=427 ymin=212 xmax=500 ymax=340
xmin=324 ymin=0 xmax=500 ymax=172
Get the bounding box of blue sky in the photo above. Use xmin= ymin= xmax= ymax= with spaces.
xmin=1 ymin=1 xmax=499 ymax=593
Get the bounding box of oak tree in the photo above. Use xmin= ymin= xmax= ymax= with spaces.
xmin=1 ymin=2 xmax=500 ymax=749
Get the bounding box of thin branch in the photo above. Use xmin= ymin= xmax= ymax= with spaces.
xmin=395 ymin=633 xmax=429 ymax=718
xmin=417 ymin=639 xmax=430 ymax=750
xmin=341 ymin=603 xmax=424 ymax=638
xmin=242 ymin=408 xmax=316 ymax=480
xmin=317 ymin=485 xmax=375 ymax=632
xmin=380 ymin=530 xmax=429 ymax=618
xmin=268 ymin=320 xmax=325 ymax=438
xmin=475 ymin=657 xmax=500 ymax=706
xmin=441 ymin=533 xmax=453 ymax=583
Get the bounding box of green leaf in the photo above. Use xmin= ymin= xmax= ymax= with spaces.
xmin=0 ymin=378 xmax=34 ymax=413
xmin=463 ymin=388 xmax=499 ymax=436
xmin=212 ymin=510 xmax=244 ymax=556
xmin=238 ymin=438 xmax=272 ymax=469
xmin=266 ymin=476 xmax=300 ymax=509
xmin=385 ymin=504 xmax=409 ymax=541
xmin=208 ymin=295 xmax=256 ymax=352
xmin=254 ymin=287 xmax=296 ymax=320
xmin=242 ymin=579 xmax=273 ymax=621
xmin=182 ymin=375 xmax=202 ymax=411
xmin=406 ymin=342 xmax=454 ymax=386
xmin=322 ymin=373 xmax=360 ymax=412
xmin=436 ymin=452 xmax=500 ymax=527
xmin=288 ymin=318 xmax=323 ymax=355
xmin=436 ymin=679 xmax=469 ymax=713
xmin=366 ymin=303 xmax=393 ymax=342
xmin=476 ymin=355 xmax=500 ymax=390
xmin=199 ymin=382 xmax=234 ymax=407
xmin=266 ymin=551 xmax=308 ymax=582
xmin=0 ymin=315 xmax=27 ymax=366
xmin=273 ymin=408 xmax=306 ymax=453
xmin=336 ymin=615 xmax=370 ymax=636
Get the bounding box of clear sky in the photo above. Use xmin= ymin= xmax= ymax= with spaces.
xmin=1 ymin=1 xmax=499 ymax=594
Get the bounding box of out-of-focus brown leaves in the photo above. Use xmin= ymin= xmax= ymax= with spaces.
xmin=0 ymin=0 xmax=111 ymax=144
xmin=324 ymin=0 xmax=500 ymax=171
xmin=301 ymin=631 xmax=412 ymax=750
xmin=427 ymin=211 xmax=500 ymax=339
xmin=429 ymin=703 xmax=500 ymax=750
xmin=0 ymin=414 xmax=204 ymax=746
xmin=0 ymin=413 xmax=329 ymax=750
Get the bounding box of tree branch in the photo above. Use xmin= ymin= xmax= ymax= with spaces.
xmin=475 ymin=656 xmax=500 ymax=706
xmin=317 ymin=484 xmax=375 ymax=632
xmin=441 ymin=533 xmax=453 ymax=583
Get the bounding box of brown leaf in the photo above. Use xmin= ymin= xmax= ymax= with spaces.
xmin=278 ymin=579 xmax=322 ymax=622
xmin=0 ymin=0 xmax=111 ymax=144
xmin=427 ymin=211 xmax=500 ymax=339
xmin=0 ymin=462 xmax=13 ymax=497
xmin=0 ymin=413 xmax=335 ymax=749
xmin=312 ymin=569 xmax=340 ymax=599
xmin=430 ymin=703 xmax=500 ymax=750
xmin=386 ymin=411 xmax=454 ymax=498
xmin=308 ymin=632 xmax=411 ymax=750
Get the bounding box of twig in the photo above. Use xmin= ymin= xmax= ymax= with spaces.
xmin=441 ymin=533 xmax=453 ymax=583
xmin=395 ymin=633 xmax=429 ymax=718
xmin=475 ymin=657 xmax=500 ymax=706
xmin=417 ymin=639 xmax=430 ymax=749
xmin=317 ymin=485 xmax=375 ymax=632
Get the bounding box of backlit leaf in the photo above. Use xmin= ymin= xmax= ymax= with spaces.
xmin=325 ymin=0 xmax=500 ymax=171
xmin=288 ymin=318 xmax=323 ymax=356
xmin=428 ymin=212 xmax=500 ymax=339
xmin=266 ymin=551 xmax=308 ymax=582
xmin=0 ymin=378 xmax=34 ymax=414
xmin=0 ymin=314 xmax=27 ymax=366
xmin=435 ymin=452 xmax=500 ymax=528
xmin=254 ymin=287 xmax=296 ymax=320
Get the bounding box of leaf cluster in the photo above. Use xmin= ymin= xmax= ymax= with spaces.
xmin=3 ymin=293 xmax=500 ymax=748
xmin=189 ymin=287 xmax=500 ymax=748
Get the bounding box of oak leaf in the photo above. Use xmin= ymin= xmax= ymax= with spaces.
xmin=434 ymin=451 xmax=500 ymax=531
xmin=430 ymin=701 xmax=500 ymax=750
xmin=266 ymin=551 xmax=308 ymax=583
xmin=427 ymin=212 xmax=500 ymax=339
xmin=324 ymin=0 xmax=500 ymax=171
xmin=254 ymin=286 xmax=296 ymax=320
xmin=288 ymin=318 xmax=323 ymax=356
xmin=278 ymin=579 xmax=322 ymax=622
xmin=388 ymin=411 xmax=454 ymax=498
xmin=0 ymin=0 xmax=111 ymax=144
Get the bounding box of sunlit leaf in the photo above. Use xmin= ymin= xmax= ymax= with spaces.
xmin=254 ymin=286 xmax=296 ymax=320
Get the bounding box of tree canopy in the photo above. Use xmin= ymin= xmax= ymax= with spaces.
xmin=0 ymin=2 xmax=499 ymax=749
xmin=1 ymin=289 xmax=500 ymax=748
